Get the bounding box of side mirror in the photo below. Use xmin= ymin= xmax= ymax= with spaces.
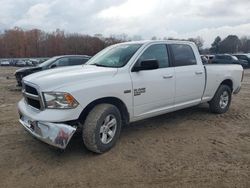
xmin=132 ymin=59 xmax=159 ymax=72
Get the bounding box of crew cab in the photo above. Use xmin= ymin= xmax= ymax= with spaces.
xmin=15 ymin=55 xmax=91 ymax=86
xmin=18 ymin=40 xmax=243 ymax=153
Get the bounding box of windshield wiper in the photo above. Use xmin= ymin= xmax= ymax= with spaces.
xmin=91 ymin=63 xmax=114 ymax=67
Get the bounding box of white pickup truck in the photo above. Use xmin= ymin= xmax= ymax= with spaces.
xmin=18 ymin=40 xmax=243 ymax=153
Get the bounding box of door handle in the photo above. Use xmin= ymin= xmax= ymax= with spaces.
xmin=195 ymin=71 xmax=203 ymax=75
xmin=163 ymin=75 xmax=173 ymax=79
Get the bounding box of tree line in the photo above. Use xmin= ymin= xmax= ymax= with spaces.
xmin=209 ymin=35 xmax=250 ymax=54
xmin=0 ymin=27 xmax=123 ymax=58
xmin=0 ymin=27 xmax=249 ymax=58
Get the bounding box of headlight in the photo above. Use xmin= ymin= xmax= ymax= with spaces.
xmin=43 ymin=92 xmax=79 ymax=109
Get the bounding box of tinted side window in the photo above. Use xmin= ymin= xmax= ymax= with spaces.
xmin=240 ymin=56 xmax=247 ymax=60
xmin=81 ymin=58 xmax=89 ymax=64
xmin=170 ymin=44 xmax=197 ymax=66
xmin=236 ymin=55 xmax=247 ymax=60
xmin=54 ymin=58 xmax=69 ymax=67
xmin=139 ymin=44 xmax=169 ymax=68
xmin=69 ymin=57 xmax=88 ymax=65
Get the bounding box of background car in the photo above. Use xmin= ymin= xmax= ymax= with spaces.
xmin=15 ymin=60 xmax=27 ymax=67
xmin=15 ymin=55 xmax=91 ymax=86
xmin=29 ymin=59 xmax=40 ymax=66
xmin=205 ymin=55 xmax=215 ymax=64
xmin=233 ymin=54 xmax=250 ymax=68
xmin=0 ymin=60 xmax=10 ymax=66
xmin=200 ymin=55 xmax=208 ymax=64
xmin=24 ymin=60 xmax=34 ymax=66
xmin=211 ymin=54 xmax=248 ymax=68
xmin=38 ymin=58 xmax=50 ymax=64
xmin=207 ymin=55 xmax=215 ymax=59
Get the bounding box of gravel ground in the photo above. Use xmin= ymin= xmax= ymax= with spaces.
xmin=0 ymin=67 xmax=249 ymax=188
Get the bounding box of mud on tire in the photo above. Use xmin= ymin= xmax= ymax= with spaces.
xmin=82 ymin=104 xmax=122 ymax=153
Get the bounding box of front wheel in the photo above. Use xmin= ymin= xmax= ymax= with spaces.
xmin=82 ymin=104 xmax=122 ymax=153
xmin=209 ymin=85 xmax=232 ymax=114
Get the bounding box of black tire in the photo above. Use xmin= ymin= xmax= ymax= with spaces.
xmin=82 ymin=104 xmax=122 ymax=153
xmin=209 ymin=84 xmax=232 ymax=114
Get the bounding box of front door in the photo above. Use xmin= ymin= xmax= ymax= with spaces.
xmin=130 ymin=44 xmax=175 ymax=118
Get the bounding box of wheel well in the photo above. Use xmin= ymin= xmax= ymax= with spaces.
xmin=221 ymin=79 xmax=233 ymax=92
xmin=78 ymin=97 xmax=130 ymax=127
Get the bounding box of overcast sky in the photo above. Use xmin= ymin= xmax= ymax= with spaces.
xmin=0 ymin=0 xmax=250 ymax=47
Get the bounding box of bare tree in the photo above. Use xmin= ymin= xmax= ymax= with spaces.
xmin=188 ymin=36 xmax=204 ymax=51
xmin=0 ymin=28 xmax=125 ymax=58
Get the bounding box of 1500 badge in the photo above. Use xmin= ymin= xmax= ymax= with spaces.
xmin=134 ymin=88 xmax=146 ymax=96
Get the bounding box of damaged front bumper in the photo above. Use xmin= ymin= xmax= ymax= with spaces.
xmin=19 ymin=114 xmax=76 ymax=149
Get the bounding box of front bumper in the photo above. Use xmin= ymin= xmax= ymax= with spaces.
xmin=19 ymin=113 xmax=76 ymax=149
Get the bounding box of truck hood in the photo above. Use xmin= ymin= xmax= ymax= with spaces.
xmin=23 ymin=65 xmax=118 ymax=91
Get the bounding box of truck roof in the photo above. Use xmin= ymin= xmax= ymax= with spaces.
xmin=120 ymin=40 xmax=196 ymax=46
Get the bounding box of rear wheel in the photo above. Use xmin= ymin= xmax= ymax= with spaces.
xmin=209 ymin=85 xmax=232 ymax=114
xmin=82 ymin=104 xmax=122 ymax=153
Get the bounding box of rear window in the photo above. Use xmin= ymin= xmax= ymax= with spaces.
xmin=170 ymin=44 xmax=197 ymax=66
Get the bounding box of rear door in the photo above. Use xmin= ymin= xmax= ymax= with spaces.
xmin=169 ymin=43 xmax=205 ymax=108
xmin=130 ymin=44 xmax=175 ymax=118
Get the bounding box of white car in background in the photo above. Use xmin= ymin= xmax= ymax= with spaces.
xmin=0 ymin=60 xmax=10 ymax=66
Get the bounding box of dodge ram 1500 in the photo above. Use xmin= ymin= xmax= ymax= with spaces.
xmin=18 ymin=40 xmax=243 ymax=153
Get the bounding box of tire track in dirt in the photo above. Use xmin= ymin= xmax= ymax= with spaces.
xmin=1 ymin=67 xmax=250 ymax=188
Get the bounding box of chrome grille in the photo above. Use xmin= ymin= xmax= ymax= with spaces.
xmin=22 ymin=83 xmax=43 ymax=110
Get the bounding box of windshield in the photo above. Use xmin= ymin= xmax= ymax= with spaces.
xmin=87 ymin=43 xmax=142 ymax=68
xmin=38 ymin=57 xmax=58 ymax=67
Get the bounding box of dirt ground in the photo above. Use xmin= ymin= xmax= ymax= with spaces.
xmin=0 ymin=67 xmax=249 ymax=188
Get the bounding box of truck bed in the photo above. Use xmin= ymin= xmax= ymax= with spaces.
xmin=202 ymin=64 xmax=243 ymax=102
